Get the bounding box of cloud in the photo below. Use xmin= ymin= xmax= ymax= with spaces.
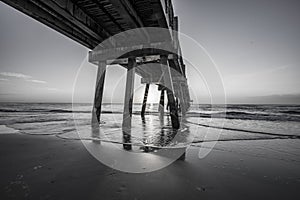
xmin=46 ymin=87 xmax=61 ymax=91
xmin=28 ymin=79 xmax=47 ymax=84
xmin=0 ymin=72 xmax=47 ymax=84
xmin=0 ymin=72 xmax=31 ymax=79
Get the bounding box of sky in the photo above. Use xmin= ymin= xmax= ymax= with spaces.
xmin=0 ymin=0 xmax=299 ymax=104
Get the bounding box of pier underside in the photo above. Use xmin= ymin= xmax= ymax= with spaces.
xmin=90 ymin=48 xmax=190 ymax=131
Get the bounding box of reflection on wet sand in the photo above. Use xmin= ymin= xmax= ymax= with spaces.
xmin=90 ymin=111 xmax=191 ymax=161
xmin=126 ymin=114 xmax=187 ymax=160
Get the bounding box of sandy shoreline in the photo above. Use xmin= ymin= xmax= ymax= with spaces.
xmin=0 ymin=134 xmax=299 ymax=200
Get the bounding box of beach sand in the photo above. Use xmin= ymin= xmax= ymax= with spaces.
xmin=0 ymin=134 xmax=299 ymax=200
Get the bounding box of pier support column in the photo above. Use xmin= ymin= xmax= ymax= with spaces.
xmin=178 ymin=83 xmax=187 ymax=117
xmin=167 ymin=90 xmax=179 ymax=129
xmin=141 ymin=84 xmax=150 ymax=117
xmin=122 ymin=57 xmax=136 ymax=150
xmin=160 ymin=55 xmax=180 ymax=129
xmin=92 ymin=61 xmax=106 ymax=142
xmin=159 ymin=88 xmax=165 ymax=126
xmin=159 ymin=88 xmax=165 ymax=117
xmin=92 ymin=61 xmax=106 ymax=123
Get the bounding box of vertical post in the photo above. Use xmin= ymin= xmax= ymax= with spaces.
xmin=159 ymin=88 xmax=165 ymax=126
xmin=159 ymin=88 xmax=165 ymax=116
xmin=161 ymin=55 xmax=180 ymax=129
xmin=141 ymin=84 xmax=150 ymax=117
xmin=167 ymin=90 xmax=179 ymax=129
xmin=91 ymin=62 xmax=106 ymax=142
xmin=122 ymin=57 xmax=136 ymax=150
xmin=178 ymin=83 xmax=188 ymax=116
xmin=92 ymin=61 xmax=106 ymax=123
xmin=173 ymin=16 xmax=179 ymax=50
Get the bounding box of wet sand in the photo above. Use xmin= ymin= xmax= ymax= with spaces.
xmin=0 ymin=134 xmax=299 ymax=200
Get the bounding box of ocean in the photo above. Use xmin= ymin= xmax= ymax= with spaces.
xmin=0 ymin=103 xmax=299 ymax=148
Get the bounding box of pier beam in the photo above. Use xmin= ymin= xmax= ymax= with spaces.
xmin=141 ymin=84 xmax=150 ymax=117
xmin=160 ymin=55 xmax=180 ymax=129
xmin=122 ymin=57 xmax=136 ymax=150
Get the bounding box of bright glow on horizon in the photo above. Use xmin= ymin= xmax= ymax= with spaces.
xmin=147 ymin=85 xmax=161 ymax=104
